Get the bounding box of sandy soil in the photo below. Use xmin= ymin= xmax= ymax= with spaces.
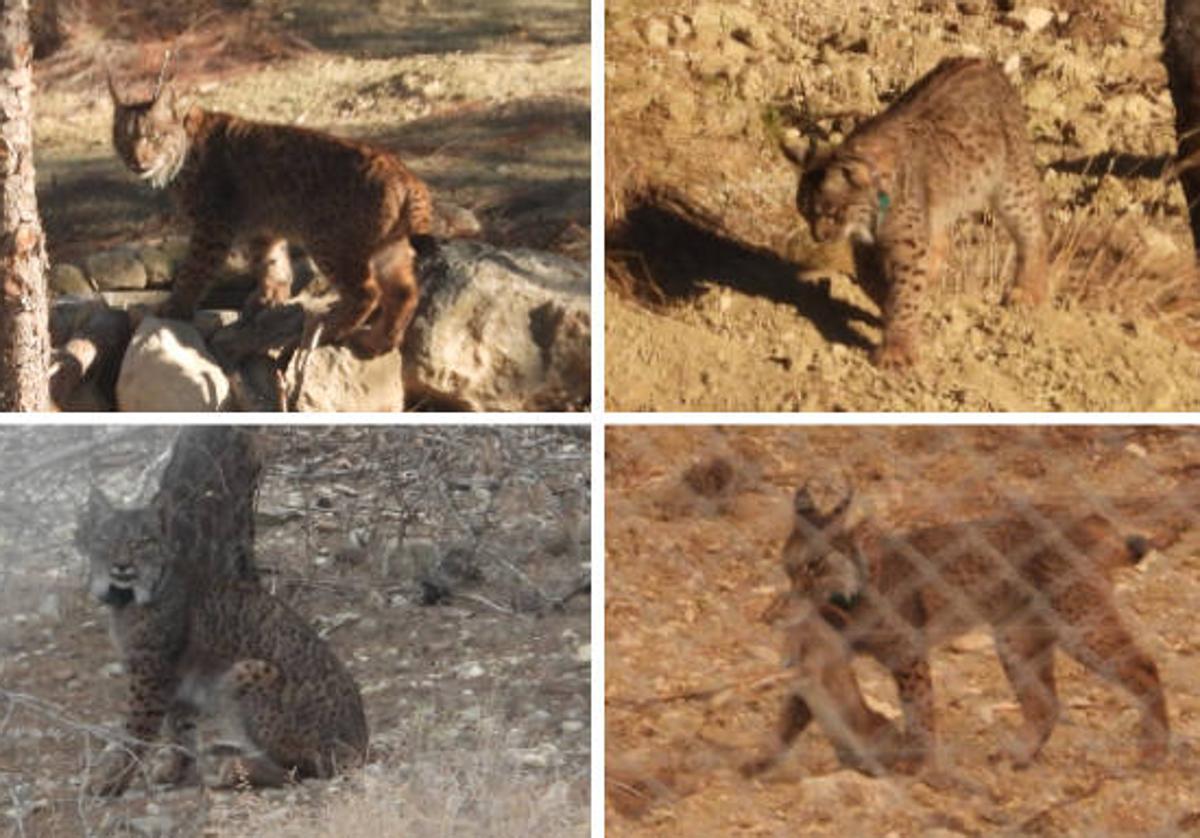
xmin=0 ymin=426 xmax=590 ymax=836
xmin=606 ymin=425 xmax=1200 ymax=835
xmin=605 ymin=0 xmax=1200 ymax=411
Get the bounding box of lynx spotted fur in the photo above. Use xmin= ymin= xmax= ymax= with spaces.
xmin=797 ymin=57 xmax=1048 ymax=367
xmin=78 ymin=489 xmax=368 ymax=796
xmin=745 ymin=484 xmax=1169 ymax=776
xmin=110 ymin=79 xmax=434 ymax=357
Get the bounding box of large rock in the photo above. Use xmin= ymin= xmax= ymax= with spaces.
xmin=283 ymin=344 xmax=405 ymax=412
xmin=85 ymin=247 xmax=148 ymax=291
xmin=406 ymin=241 xmax=590 ymax=411
xmin=116 ymin=317 xmax=230 ymax=411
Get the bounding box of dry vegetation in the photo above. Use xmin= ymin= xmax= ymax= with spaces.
xmin=606 ymin=425 xmax=1200 ymax=835
xmin=0 ymin=426 xmax=590 ymax=837
xmin=606 ymin=0 xmax=1200 ymax=411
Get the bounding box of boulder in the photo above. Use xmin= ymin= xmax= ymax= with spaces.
xmin=116 ymin=317 xmax=230 ymax=411
xmin=49 ymin=263 xmax=93 ymax=296
xmin=405 ymin=241 xmax=590 ymax=411
xmin=283 ymin=344 xmax=405 ymax=412
xmin=85 ymin=247 xmax=148 ymax=291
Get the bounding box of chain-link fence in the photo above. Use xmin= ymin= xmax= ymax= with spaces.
xmin=606 ymin=425 xmax=1200 ymax=835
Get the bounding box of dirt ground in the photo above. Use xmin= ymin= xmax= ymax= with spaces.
xmin=0 ymin=426 xmax=590 ymax=837
xmin=606 ymin=426 xmax=1200 ymax=835
xmin=35 ymin=0 xmax=590 ymax=266
xmin=605 ymin=0 xmax=1200 ymax=411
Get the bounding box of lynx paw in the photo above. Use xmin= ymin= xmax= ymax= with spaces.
xmin=84 ymin=746 xmax=138 ymax=797
xmin=149 ymin=748 xmax=194 ymax=787
xmin=871 ymin=340 xmax=916 ymax=369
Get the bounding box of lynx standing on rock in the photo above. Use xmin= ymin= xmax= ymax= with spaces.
xmin=109 ymin=70 xmax=435 ymax=358
xmin=78 ymin=488 xmax=368 ymax=796
xmin=795 ymin=57 xmax=1049 ymax=367
xmin=745 ymin=484 xmax=1170 ymax=777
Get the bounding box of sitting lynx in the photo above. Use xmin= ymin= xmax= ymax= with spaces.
xmin=78 ymin=488 xmax=368 ymax=796
xmin=109 ymin=75 xmax=434 ymax=358
xmin=745 ymin=484 xmax=1169 ymax=776
xmin=796 ymin=57 xmax=1048 ymax=367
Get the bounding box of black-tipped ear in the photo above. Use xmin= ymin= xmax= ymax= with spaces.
xmin=794 ymin=485 xmax=818 ymax=517
xmin=106 ymin=71 xmax=123 ymax=106
xmin=827 ymin=490 xmax=853 ymax=520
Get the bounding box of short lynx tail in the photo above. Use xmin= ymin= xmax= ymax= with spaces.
xmin=404 ymin=179 xmax=437 ymax=257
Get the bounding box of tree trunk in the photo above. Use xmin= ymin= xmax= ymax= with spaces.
xmin=1165 ymin=0 xmax=1200 ymax=255
xmin=154 ymin=426 xmax=262 ymax=580
xmin=0 ymin=0 xmax=48 ymax=411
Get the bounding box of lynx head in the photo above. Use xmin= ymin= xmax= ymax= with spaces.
xmin=781 ymin=482 xmax=867 ymax=610
xmin=109 ymin=74 xmax=189 ymax=189
xmin=77 ymin=488 xmax=169 ymax=608
xmin=796 ymin=144 xmax=885 ymax=246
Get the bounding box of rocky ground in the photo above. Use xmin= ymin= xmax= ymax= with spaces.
xmin=0 ymin=426 xmax=590 ymax=836
xmin=606 ymin=0 xmax=1200 ymax=411
xmin=605 ymin=425 xmax=1200 ymax=834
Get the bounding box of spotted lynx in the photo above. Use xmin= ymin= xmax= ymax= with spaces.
xmin=109 ymin=76 xmax=434 ymax=358
xmin=797 ymin=57 xmax=1048 ymax=367
xmin=745 ymin=485 xmax=1168 ymax=776
xmin=78 ymin=488 xmax=368 ymax=796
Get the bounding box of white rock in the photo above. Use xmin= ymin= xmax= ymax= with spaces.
xmin=1010 ymin=7 xmax=1055 ymax=34
xmin=284 ymin=344 xmax=405 ymax=412
xmin=116 ymin=317 xmax=230 ymax=411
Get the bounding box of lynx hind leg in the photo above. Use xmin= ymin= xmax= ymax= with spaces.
xmin=316 ymin=257 xmax=382 ymax=347
xmin=352 ymin=237 xmax=419 ymax=357
xmin=210 ymin=659 xmax=295 ymax=789
xmin=994 ymin=145 xmax=1049 ymax=307
xmin=994 ymin=619 xmax=1060 ymax=768
xmin=246 ymin=236 xmax=293 ymax=312
xmin=1051 ymin=590 xmax=1169 ymax=766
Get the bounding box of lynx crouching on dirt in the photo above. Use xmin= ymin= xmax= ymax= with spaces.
xmin=745 ymin=484 xmax=1169 ymax=776
xmin=78 ymin=488 xmax=368 ymax=796
xmin=795 ymin=57 xmax=1048 ymax=368
xmin=109 ymin=75 xmax=434 ymax=358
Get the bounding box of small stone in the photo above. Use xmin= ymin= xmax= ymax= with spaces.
xmin=1009 ymin=7 xmax=1055 ymax=34
xmin=956 ymin=0 xmax=986 ymax=13
xmin=49 ymin=263 xmax=93 ymax=296
xmin=86 ymin=248 xmax=148 ymax=291
xmin=137 ymin=246 xmax=174 ymax=287
xmin=642 ymin=18 xmax=670 ymax=49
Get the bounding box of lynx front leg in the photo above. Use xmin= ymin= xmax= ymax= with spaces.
xmin=315 ymin=257 xmax=382 ymax=349
xmin=86 ymin=658 xmax=174 ymax=796
xmin=245 ymin=236 xmax=293 ymax=312
xmin=159 ymin=221 xmax=236 ymax=321
xmin=872 ymin=217 xmax=935 ymax=369
xmin=741 ymin=694 xmax=814 ymax=777
xmin=889 ymin=656 xmax=936 ymax=772
xmin=150 ymin=702 xmax=199 ymax=787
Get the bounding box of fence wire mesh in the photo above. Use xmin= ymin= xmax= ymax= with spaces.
xmin=606 ymin=425 xmax=1200 ymax=835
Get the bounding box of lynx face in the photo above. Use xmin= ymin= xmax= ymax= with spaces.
xmin=780 ymin=485 xmax=864 ymax=610
xmin=112 ymin=91 xmax=189 ymax=189
xmin=78 ymin=489 xmax=168 ymax=608
xmin=797 ymin=156 xmax=880 ymax=245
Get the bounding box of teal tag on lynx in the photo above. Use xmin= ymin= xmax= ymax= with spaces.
xmin=876 ymin=190 xmax=891 ymax=220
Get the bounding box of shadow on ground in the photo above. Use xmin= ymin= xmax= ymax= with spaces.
xmin=608 ymin=190 xmax=878 ymax=353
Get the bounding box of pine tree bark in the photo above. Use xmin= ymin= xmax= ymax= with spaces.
xmin=0 ymin=0 xmax=49 ymax=411
xmin=153 ymin=426 xmax=262 ymax=580
xmin=1165 ymin=0 xmax=1200 ymax=255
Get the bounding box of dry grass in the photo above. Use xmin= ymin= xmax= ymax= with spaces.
xmin=215 ymin=717 xmax=588 ymax=838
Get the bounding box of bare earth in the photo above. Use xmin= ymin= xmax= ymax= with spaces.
xmin=605 ymin=0 xmax=1200 ymax=411
xmin=606 ymin=426 xmax=1200 ymax=835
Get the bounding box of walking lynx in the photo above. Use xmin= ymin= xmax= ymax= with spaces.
xmin=110 ymin=77 xmax=434 ymax=358
xmin=78 ymin=488 xmax=368 ymax=796
xmin=745 ymin=484 xmax=1169 ymax=776
xmin=796 ymin=57 xmax=1048 ymax=367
